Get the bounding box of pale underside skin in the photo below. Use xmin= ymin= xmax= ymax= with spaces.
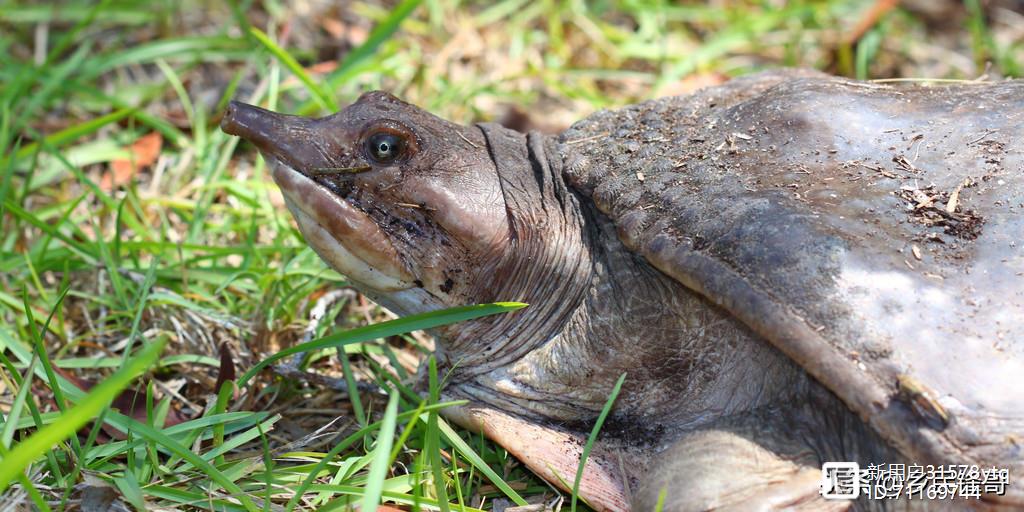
xmin=272 ymin=160 xmax=415 ymax=292
xmin=221 ymin=71 xmax=1024 ymax=512
xmin=269 ymin=160 xmax=448 ymax=317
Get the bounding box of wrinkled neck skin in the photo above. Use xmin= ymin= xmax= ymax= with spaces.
xmin=426 ymin=125 xmax=592 ymax=378
xmin=441 ymin=127 xmax=804 ymax=433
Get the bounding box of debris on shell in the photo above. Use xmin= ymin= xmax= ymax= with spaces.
xmin=895 ymin=182 xmax=985 ymax=240
xmin=897 ymin=374 xmax=950 ymax=429
xmin=946 ymin=177 xmax=971 ymax=213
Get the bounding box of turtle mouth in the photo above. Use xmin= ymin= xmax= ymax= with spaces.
xmin=269 ymin=159 xmax=416 ymax=292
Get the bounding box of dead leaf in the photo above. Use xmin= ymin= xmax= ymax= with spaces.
xmin=101 ymin=132 xmax=163 ymax=192
xmin=306 ymin=60 xmax=338 ymax=75
xmin=946 ymin=178 xmax=970 ymax=214
xmin=214 ymin=342 xmax=237 ymax=398
xmin=320 ymin=17 xmax=346 ymax=39
xmin=911 ymin=189 xmax=934 ymax=208
xmin=319 ymin=15 xmax=368 ymax=46
xmin=845 ymin=0 xmax=899 ymax=45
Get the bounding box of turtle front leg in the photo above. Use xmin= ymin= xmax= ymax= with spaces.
xmin=634 ymin=394 xmax=896 ymax=512
xmin=634 ymin=420 xmax=838 ymax=511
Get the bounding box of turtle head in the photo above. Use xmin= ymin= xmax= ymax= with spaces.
xmin=222 ymin=93 xmax=590 ymax=373
xmin=221 ymin=93 xmax=510 ymax=312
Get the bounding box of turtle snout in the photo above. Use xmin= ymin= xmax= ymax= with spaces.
xmin=220 ymin=100 xmax=338 ymax=173
xmin=220 ymin=100 xmax=282 ymax=150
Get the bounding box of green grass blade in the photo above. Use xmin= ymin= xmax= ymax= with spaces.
xmin=88 ymin=36 xmax=249 ymax=76
xmin=238 ymin=302 xmax=526 ymax=386
xmin=571 ymin=372 xmax=626 ymax=512
xmin=0 ymin=442 xmax=53 ymax=512
xmin=13 ymin=107 xmax=136 ymax=162
xmin=331 ymin=0 xmax=422 ymax=81
xmin=249 ymin=27 xmax=338 ymax=111
xmin=180 ymin=415 xmax=282 ymax=471
xmin=283 ymin=400 xmax=467 ymax=512
xmin=5 ymin=41 xmax=92 ymax=134
xmin=212 ymin=381 xmax=235 ymax=466
xmin=106 ymin=412 xmax=260 ymax=512
xmin=298 ymin=0 xmax=422 ymax=115
xmin=21 ymin=287 xmax=81 ymax=463
xmin=426 ymin=357 xmax=451 ymax=512
xmin=144 ymin=484 xmax=251 ymax=511
xmin=855 ymin=29 xmax=883 ymax=81
xmin=653 ymin=487 xmax=668 ymax=512
xmin=32 ymin=136 xmax=149 ymax=236
xmin=154 ymin=58 xmax=199 ymax=145
xmin=0 ymin=337 xmax=167 ymax=493
xmin=2 ymin=199 xmax=98 ymax=267
xmin=0 ymin=357 xmax=37 ymax=449
xmin=339 ymin=352 xmax=367 ymax=427
xmin=308 ymin=484 xmax=483 ymax=512
xmin=388 ymin=400 xmax=426 ymax=464
xmin=432 ymin=417 xmax=528 ymax=506
xmin=0 ymin=106 xmax=14 ymax=220
xmin=120 ymin=257 xmax=160 ymax=363
xmin=361 ymin=389 xmax=400 ymax=511
xmin=114 ymin=472 xmax=146 ymax=511
xmin=0 ymin=341 xmax=63 ymax=484
xmin=23 ymin=287 xmax=73 ymax=413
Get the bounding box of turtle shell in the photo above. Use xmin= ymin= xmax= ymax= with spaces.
xmin=560 ymin=69 xmax=1024 ymax=503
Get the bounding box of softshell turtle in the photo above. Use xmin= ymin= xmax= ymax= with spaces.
xmin=221 ymin=69 xmax=1024 ymax=511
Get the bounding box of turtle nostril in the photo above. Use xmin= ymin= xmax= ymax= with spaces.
xmin=221 ymin=101 xmax=241 ymax=134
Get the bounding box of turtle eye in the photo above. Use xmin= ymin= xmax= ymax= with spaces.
xmin=366 ymin=132 xmax=405 ymax=163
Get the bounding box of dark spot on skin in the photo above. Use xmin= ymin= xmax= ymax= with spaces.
xmin=440 ymin=278 xmax=454 ymax=293
xmin=414 ymin=279 xmax=424 ymax=288
xmin=403 ymin=220 xmax=424 ymax=237
xmin=691 ymin=234 xmax=710 ymax=251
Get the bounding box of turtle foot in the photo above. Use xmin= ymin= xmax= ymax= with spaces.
xmin=633 ymin=425 xmax=844 ymax=512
